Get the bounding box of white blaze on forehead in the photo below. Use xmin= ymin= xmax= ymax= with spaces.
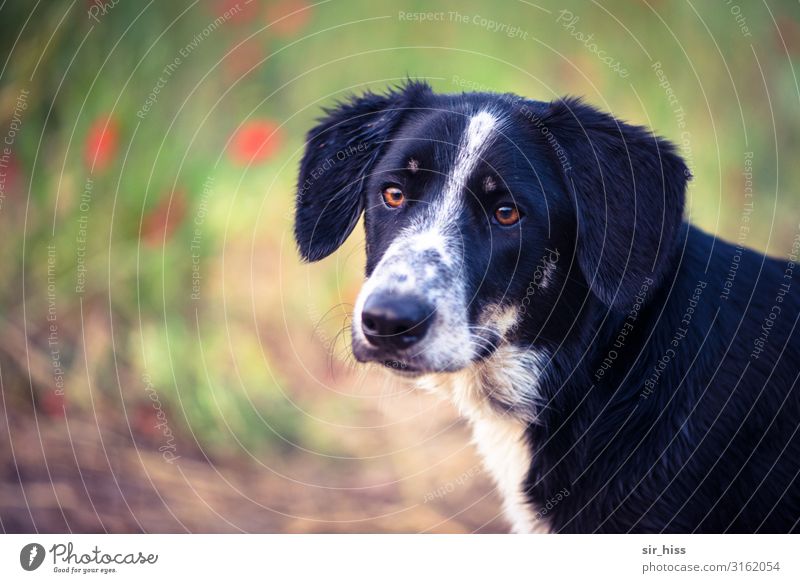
xmin=351 ymin=111 xmax=501 ymax=372
xmin=437 ymin=110 xmax=500 ymax=225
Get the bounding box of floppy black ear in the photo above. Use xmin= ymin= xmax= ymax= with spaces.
xmin=294 ymin=81 xmax=432 ymax=262
xmin=540 ymin=98 xmax=689 ymax=309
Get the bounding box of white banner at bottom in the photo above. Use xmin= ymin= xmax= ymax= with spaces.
xmin=0 ymin=534 xmax=797 ymax=582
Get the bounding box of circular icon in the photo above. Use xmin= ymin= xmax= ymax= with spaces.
xmin=20 ymin=543 xmax=46 ymax=571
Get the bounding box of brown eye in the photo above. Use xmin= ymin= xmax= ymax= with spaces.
xmin=494 ymin=205 xmax=521 ymax=226
xmin=382 ymin=186 xmax=405 ymax=208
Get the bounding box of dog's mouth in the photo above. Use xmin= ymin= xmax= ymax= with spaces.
xmin=352 ymin=327 xmax=503 ymax=378
xmin=353 ymin=345 xmax=456 ymax=377
xmin=380 ymin=359 xmax=424 ymax=377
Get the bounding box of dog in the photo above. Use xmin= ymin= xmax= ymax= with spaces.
xmin=294 ymin=81 xmax=800 ymax=533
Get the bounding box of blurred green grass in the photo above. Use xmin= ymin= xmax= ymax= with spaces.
xmin=1 ymin=0 xmax=799 ymax=463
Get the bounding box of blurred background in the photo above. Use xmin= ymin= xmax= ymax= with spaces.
xmin=0 ymin=0 xmax=798 ymax=533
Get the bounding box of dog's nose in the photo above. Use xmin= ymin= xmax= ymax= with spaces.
xmin=361 ymin=293 xmax=434 ymax=350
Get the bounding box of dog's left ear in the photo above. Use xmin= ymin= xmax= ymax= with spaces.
xmin=295 ymin=81 xmax=432 ymax=262
xmin=538 ymin=98 xmax=689 ymax=309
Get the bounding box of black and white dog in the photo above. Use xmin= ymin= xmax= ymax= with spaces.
xmin=294 ymin=82 xmax=800 ymax=533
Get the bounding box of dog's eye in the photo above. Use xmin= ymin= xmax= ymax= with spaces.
xmin=494 ymin=205 xmax=521 ymax=226
xmin=382 ymin=186 xmax=405 ymax=208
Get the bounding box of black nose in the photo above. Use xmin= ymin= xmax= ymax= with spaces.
xmin=361 ymin=293 xmax=434 ymax=350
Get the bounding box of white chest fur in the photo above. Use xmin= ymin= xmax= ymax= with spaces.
xmin=468 ymin=407 xmax=539 ymax=533
xmin=416 ymin=346 xmax=546 ymax=533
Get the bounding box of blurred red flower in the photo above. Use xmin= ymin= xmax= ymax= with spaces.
xmin=229 ymin=120 xmax=283 ymax=165
xmin=215 ymin=0 xmax=261 ymax=23
xmin=84 ymin=115 xmax=119 ymax=172
xmin=2 ymin=151 xmax=21 ymax=194
xmin=141 ymin=188 xmax=188 ymax=247
xmin=266 ymin=0 xmax=312 ymax=37
xmin=40 ymin=392 xmax=66 ymax=418
xmin=134 ymin=402 xmax=164 ymax=440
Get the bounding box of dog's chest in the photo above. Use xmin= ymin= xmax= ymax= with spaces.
xmin=468 ymin=407 xmax=540 ymax=533
xmin=417 ymin=351 xmax=545 ymax=533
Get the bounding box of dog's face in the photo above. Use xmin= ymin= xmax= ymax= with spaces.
xmin=295 ymin=83 xmax=688 ymax=377
xmin=352 ymin=106 xmax=564 ymax=375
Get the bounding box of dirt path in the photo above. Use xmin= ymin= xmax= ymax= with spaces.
xmin=0 ymin=400 xmax=507 ymax=533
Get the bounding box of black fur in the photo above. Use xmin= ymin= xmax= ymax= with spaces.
xmin=295 ymin=82 xmax=800 ymax=533
xmin=528 ymin=227 xmax=800 ymax=532
xmin=541 ymin=98 xmax=689 ymax=310
xmin=295 ymin=81 xmax=432 ymax=261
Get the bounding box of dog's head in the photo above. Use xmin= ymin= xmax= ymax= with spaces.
xmin=295 ymin=82 xmax=688 ymax=377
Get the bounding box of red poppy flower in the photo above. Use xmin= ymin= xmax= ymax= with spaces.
xmin=2 ymin=151 xmax=21 ymax=195
xmin=215 ymin=0 xmax=261 ymax=23
xmin=84 ymin=115 xmax=119 ymax=171
xmin=229 ymin=120 xmax=283 ymax=165
xmin=40 ymin=392 xmax=66 ymax=418
xmin=133 ymin=402 xmax=164 ymax=440
xmin=141 ymin=189 xmax=188 ymax=246
xmin=266 ymin=0 xmax=312 ymax=37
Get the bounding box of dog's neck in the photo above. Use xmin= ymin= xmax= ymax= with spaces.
xmin=415 ymin=344 xmax=549 ymax=533
xmin=411 ymin=272 xmax=633 ymax=532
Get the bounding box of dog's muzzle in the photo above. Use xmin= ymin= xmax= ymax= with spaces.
xmin=351 ymin=227 xmax=474 ymax=375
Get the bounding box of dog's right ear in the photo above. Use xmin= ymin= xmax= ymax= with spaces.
xmin=294 ymin=81 xmax=432 ymax=262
